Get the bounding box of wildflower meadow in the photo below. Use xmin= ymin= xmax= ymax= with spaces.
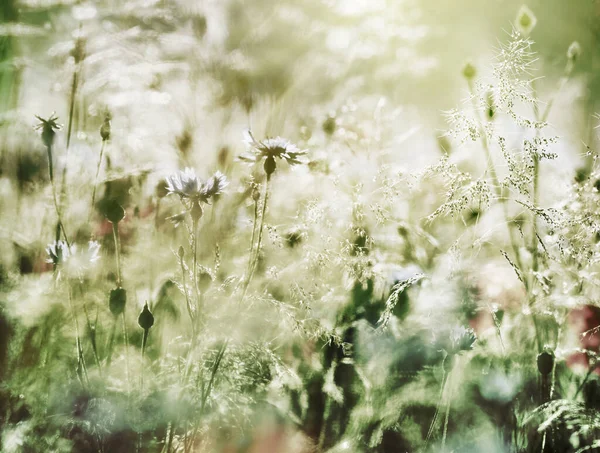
xmin=2 ymin=1 xmax=600 ymax=452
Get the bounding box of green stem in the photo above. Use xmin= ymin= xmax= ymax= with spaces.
xmin=242 ymin=173 xmax=271 ymax=300
xmin=246 ymin=195 xmax=259 ymax=279
xmin=106 ymin=317 xmax=117 ymax=366
xmin=83 ymin=302 xmax=102 ymax=375
xmin=192 ymin=219 xmax=201 ymax=327
xmin=180 ymin=252 xmax=195 ymax=333
xmin=112 ymin=222 xmax=122 ymax=286
xmin=122 ymin=311 xmax=130 ymax=394
xmin=46 ymin=144 xmax=71 ymax=248
xmin=68 ymin=284 xmax=89 ymax=386
xmin=140 ymin=328 xmax=149 ymax=390
xmin=90 ymin=139 xmax=107 ymax=222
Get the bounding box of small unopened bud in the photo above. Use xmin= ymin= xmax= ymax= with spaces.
xmin=462 ymin=61 xmax=477 ymax=80
xmin=102 ymin=199 xmax=125 ymax=223
xmin=138 ymin=302 xmax=155 ymax=330
xmin=178 ymin=246 xmax=185 ymax=259
xmin=155 ymin=180 xmax=169 ymax=198
xmin=192 ymin=14 xmax=207 ymax=38
xmin=191 ymin=201 xmax=203 ymax=223
xmin=537 ymin=350 xmax=554 ymax=375
xmin=515 ymin=5 xmax=537 ymax=36
xmin=567 ymin=41 xmax=581 ymax=63
xmin=322 ymin=116 xmax=336 ymax=136
xmin=100 ymin=114 xmax=111 ymax=141
xmin=485 ymin=91 xmax=495 ymax=120
xmin=264 ymin=156 xmax=276 ymax=175
xmin=109 ymin=287 xmax=127 ymax=317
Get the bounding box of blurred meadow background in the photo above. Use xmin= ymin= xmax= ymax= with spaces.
xmin=2 ymin=0 xmax=600 ymax=452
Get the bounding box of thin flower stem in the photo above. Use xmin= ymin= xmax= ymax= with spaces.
xmin=90 ymin=139 xmax=107 ymax=222
xmin=244 ymin=173 xmax=271 ymax=296
xmin=106 ymin=317 xmax=117 ymax=366
xmin=83 ymin=302 xmax=102 ymax=375
xmin=180 ymin=253 xmax=196 ymax=333
xmin=140 ymin=328 xmax=149 ymax=390
xmin=122 ymin=311 xmax=130 ymax=394
xmin=192 ymin=219 xmax=203 ymax=330
xmin=246 ymin=195 xmax=259 ymax=279
xmin=441 ymin=357 xmax=457 ymax=453
xmin=68 ymin=284 xmax=89 ymax=387
xmin=112 ymin=223 xmax=122 ymax=287
xmin=46 ymin=144 xmax=71 ymax=248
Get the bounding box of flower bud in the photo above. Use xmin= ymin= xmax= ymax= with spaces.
xmin=485 ymin=91 xmax=495 ymax=120
xmin=138 ymin=302 xmax=155 ymax=330
xmin=537 ymin=350 xmax=554 ymax=375
xmin=322 ymin=116 xmax=336 ymax=136
xmin=109 ymin=287 xmax=126 ymax=317
xmin=155 ymin=180 xmax=169 ymax=199
xmin=191 ymin=201 xmax=203 ymax=223
xmin=102 ymin=199 xmax=125 ymax=224
xmin=178 ymin=246 xmax=185 ymax=259
xmin=462 ymin=61 xmax=477 ymax=80
xmin=515 ymin=5 xmax=537 ymax=36
xmin=567 ymin=41 xmax=581 ymax=63
xmin=264 ymin=155 xmax=276 ymax=175
xmin=100 ymin=115 xmax=111 ymax=141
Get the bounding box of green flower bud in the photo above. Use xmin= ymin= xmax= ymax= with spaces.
xmin=264 ymin=155 xmax=277 ymax=175
xmin=567 ymin=41 xmax=581 ymax=63
xmin=322 ymin=116 xmax=336 ymax=136
xmin=178 ymin=246 xmax=185 ymax=259
xmin=515 ymin=5 xmax=537 ymax=36
xmin=155 ymin=179 xmax=169 ymax=198
xmin=462 ymin=61 xmax=477 ymax=80
xmin=101 ymin=199 xmax=125 ymax=224
xmin=537 ymin=350 xmax=554 ymax=375
xmin=100 ymin=113 xmax=111 ymax=141
xmin=191 ymin=201 xmax=203 ymax=223
xmin=138 ymin=302 xmax=155 ymax=330
xmin=485 ymin=91 xmax=495 ymax=120
xmin=109 ymin=287 xmax=127 ymax=317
